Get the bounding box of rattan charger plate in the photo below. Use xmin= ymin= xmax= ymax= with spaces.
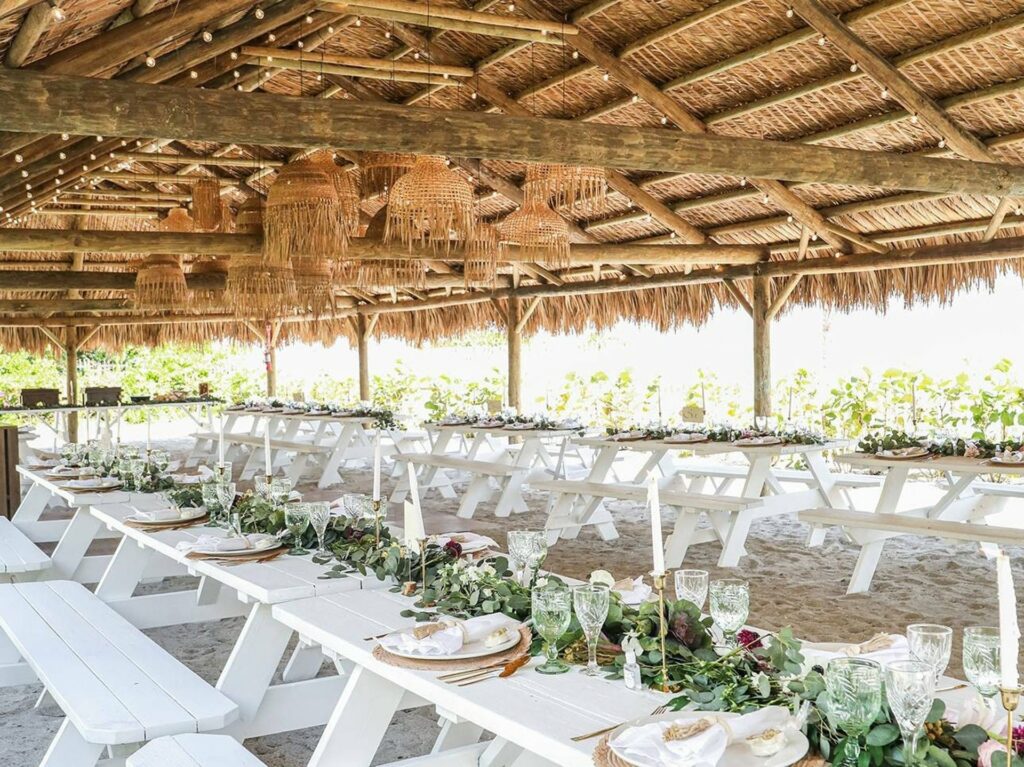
xmin=591 ymin=734 xmax=826 ymax=767
xmin=372 ymin=626 xmax=532 ymax=672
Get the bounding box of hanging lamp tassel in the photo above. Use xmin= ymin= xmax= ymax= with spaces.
xmin=191 ymin=178 xmax=223 ymax=231
xmin=465 ymin=223 xmax=500 ymax=287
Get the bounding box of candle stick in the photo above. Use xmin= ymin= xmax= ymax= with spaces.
xmin=403 ymin=499 xmax=425 ymax=550
xmin=652 ymin=571 xmax=670 ymax=692
xmin=419 ymin=538 xmax=430 ymax=601
xmin=263 ymin=424 xmax=272 ymax=477
xmin=997 ymin=552 xmax=1019 ymax=688
xmin=372 ymin=431 xmax=382 ymax=502
xmin=217 ymin=414 xmax=225 ymax=466
xmin=648 ymin=473 xmax=665 ymax=576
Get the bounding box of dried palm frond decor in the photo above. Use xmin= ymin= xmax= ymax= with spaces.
xmin=359 ymin=152 xmax=415 ymax=199
xmin=226 ymin=255 xmax=295 ymax=318
xmin=526 ymin=163 xmax=607 ymax=212
xmin=499 ymin=182 xmax=570 ymax=268
xmin=135 ymin=207 xmax=194 ymax=310
xmin=189 ymin=256 xmax=229 ymax=310
xmin=292 ymin=256 xmax=334 ymax=315
xmin=264 ymin=156 xmax=346 ymax=266
xmin=385 ymin=155 xmax=476 ymax=253
xmin=191 ymin=177 xmax=223 ymax=231
xmin=464 ymin=222 xmax=500 ymax=287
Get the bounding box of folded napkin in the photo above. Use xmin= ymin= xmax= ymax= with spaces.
xmin=176 ymin=533 xmax=275 ymax=554
xmin=170 ymin=473 xmax=202 ymax=485
xmin=434 ymin=532 xmax=499 ymax=552
xmin=609 ymin=707 xmax=790 ymax=767
xmin=614 ymin=576 xmax=653 ymax=605
xmin=379 ymin=614 xmax=520 ymax=657
xmin=129 ymin=506 xmax=181 ymax=522
xmin=807 ymin=634 xmax=910 ymax=667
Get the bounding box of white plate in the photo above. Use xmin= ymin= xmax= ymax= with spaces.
xmin=989 ymin=453 xmax=1024 ymax=465
xmin=432 ymin=533 xmax=497 ymax=554
xmin=664 ymin=433 xmax=709 ymax=444
xmin=191 ymin=538 xmax=282 ymax=556
xmin=381 ymin=628 xmax=521 ymax=661
xmin=127 ymin=507 xmax=207 ymax=525
xmin=734 ymin=437 xmax=783 ymax=447
xmin=608 ymin=711 xmax=809 ymax=767
xmin=878 ymin=447 xmax=929 ymax=460
xmin=611 ymin=431 xmax=646 ymax=441
xmin=60 ymin=478 xmax=122 ymax=491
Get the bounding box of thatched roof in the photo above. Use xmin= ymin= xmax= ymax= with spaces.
xmin=1 ymin=0 xmax=1024 ymax=352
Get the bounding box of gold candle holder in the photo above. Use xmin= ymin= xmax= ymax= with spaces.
xmin=400 ymin=542 xmax=417 ymax=595
xmin=371 ymin=499 xmax=382 ymax=545
xmin=1000 ymin=686 xmax=1021 ymax=758
xmin=419 ymin=538 xmax=431 ymax=602
xmin=652 ymin=571 xmax=670 ymax=693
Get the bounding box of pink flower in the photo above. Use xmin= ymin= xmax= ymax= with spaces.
xmin=978 ymin=739 xmax=1006 ymax=767
xmin=964 ymin=442 xmax=981 ymax=458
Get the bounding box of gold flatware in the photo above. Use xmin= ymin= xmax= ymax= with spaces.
xmin=437 ymin=662 xmax=506 ymax=682
xmin=937 ymin=683 xmax=968 ymax=693
xmin=570 ymin=704 xmax=671 ymax=742
xmin=363 ymin=631 xmax=394 ymax=641
xmin=445 ymin=654 xmax=530 ymax=685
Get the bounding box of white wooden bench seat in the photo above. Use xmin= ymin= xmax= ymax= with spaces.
xmin=128 ymin=735 xmax=263 ymax=767
xmin=0 ymin=516 xmax=50 ymax=578
xmin=391 ymin=453 xmax=529 ymax=519
xmin=0 ymin=580 xmax=237 ymax=766
xmin=674 ymin=461 xmax=881 ymax=490
xmin=532 ymin=478 xmax=765 ymax=567
xmin=228 ymin=434 xmax=333 ymax=485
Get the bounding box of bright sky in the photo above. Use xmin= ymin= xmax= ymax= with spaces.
xmin=268 ymin=274 xmax=1024 ymax=409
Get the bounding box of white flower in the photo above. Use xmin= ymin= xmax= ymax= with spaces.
xmin=534 ymin=576 xmax=549 ymax=589
xmin=949 ymin=692 xmax=1006 ymax=735
xmin=590 ymin=569 xmax=615 ymax=588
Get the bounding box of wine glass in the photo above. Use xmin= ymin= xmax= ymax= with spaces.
xmin=254 ymin=473 xmax=271 ymax=500
xmin=307 ymin=502 xmax=331 ymax=559
xmin=201 ymin=482 xmax=222 ymax=523
xmin=270 ymin=477 xmax=293 ymax=505
xmin=149 ymin=449 xmax=170 ymax=473
xmin=572 ymin=584 xmax=610 ymax=676
xmin=962 ymin=626 xmax=1001 ymax=698
xmin=128 ymin=458 xmax=146 ymax=492
xmin=907 ymin=624 xmax=952 ymax=684
xmin=674 ymin=569 xmax=709 ymax=610
xmin=824 ymin=658 xmax=882 ymax=767
xmin=343 ymin=493 xmax=374 ymax=520
xmin=524 ymin=533 xmax=548 ymax=586
xmin=284 ymin=505 xmax=310 ymax=555
xmin=709 ymin=579 xmax=749 ymax=647
xmin=214 ymin=481 xmax=236 ymax=526
xmin=532 ymin=582 xmax=571 ymax=675
xmin=508 ymin=531 xmax=546 ymax=586
xmin=885 ymin=660 xmax=936 ymax=766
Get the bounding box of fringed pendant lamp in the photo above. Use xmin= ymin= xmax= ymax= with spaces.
xmin=135 ymin=207 xmax=192 ymax=310
xmin=359 ymin=152 xmax=415 ymax=199
xmin=191 ymin=177 xmax=223 ymax=231
xmin=337 ymin=206 xmax=425 ymax=289
xmin=385 ymin=155 xmax=476 ymax=252
xmin=264 ymin=156 xmax=346 ymax=266
xmin=291 ymin=256 xmax=335 ymax=316
xmin=189 ymin=257 xmax=229 ymax=310
xmin=227 ymin=196 xmax=296 ymax=318
xmin=464 ymin=222 xmax=500 ymax=287
xmin=526 ymin=163 xmax=607 ymax=212
xmin=499 ymin=182 xmax=570 ymax=268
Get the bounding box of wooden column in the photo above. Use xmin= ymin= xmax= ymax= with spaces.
xmin=356 ymin=314 xmax=370 ymax=402
xmin=506 ymin=297 xmax=522 ymax=411
xmin=752 ymin=276 xmax=771 ymax=418
xmin=65 ymin=327 xmax=79 ymax=442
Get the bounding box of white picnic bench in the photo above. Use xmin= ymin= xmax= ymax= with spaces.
xmin=0 ymin=516 xmax=51 ymax=579
xmin=128 ymin=735 xmax=262 ymax=767
xmin=391 ymin=453 xmax=529 ymax=518
xmin=802 ymin=451 xmax=1024 ymax=593
xmin=0 ymin=580 xmax=237 ymax=767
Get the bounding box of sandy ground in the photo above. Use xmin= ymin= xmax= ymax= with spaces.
xmin=2 ymin=436 xmax=1022 ymax=765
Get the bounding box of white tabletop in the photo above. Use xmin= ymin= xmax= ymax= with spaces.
xmin=17 ymin=464 xmax=133 ymax=506
xmin=428 ymin=423 xmax=580 ymax=438
xmin=575 ymin=436 xmax=850 ymax=456
xmin=840 ymin=451 xmax=1024 ymax=476
xmin=89 ymin=503 xmax=376 ymax=605
xmin=1 ymin=400 xmax=218 ymax=416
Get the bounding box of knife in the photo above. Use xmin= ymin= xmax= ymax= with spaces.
xmin=454 ymin=654 xmax=530 ymax=686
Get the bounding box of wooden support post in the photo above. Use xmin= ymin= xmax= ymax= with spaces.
xmin=356 ymin=314 xmax=370 ymax=402
xmin=64 ymin=327 xmax=78 ymax=442
xmin=752 ymin=277 xmax=771 ymax=419
xmin=506 ymin=297 xmax=522 ymax=411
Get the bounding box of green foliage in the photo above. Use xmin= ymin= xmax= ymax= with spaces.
xmin=422 ymin=369 xmax=505 ymax=421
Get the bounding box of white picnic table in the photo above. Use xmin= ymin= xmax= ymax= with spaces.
xmin=559 ymin=436 xmax=853 ymax=563
xmin=2 ymin=399 xmax=220 ymax=443
xmin=811 ymin=452 xmax=1024 ymax=593
xmin=85 ymin=502 xmax=387 ymax=740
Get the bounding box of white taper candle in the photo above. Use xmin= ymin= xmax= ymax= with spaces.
xmin=372 ymin=432 xmax=382 ymax=502
xmin=263 ymin=425 xmax=272 ymax=476
xmin=217 ymin=414 xmax=225 ymax=465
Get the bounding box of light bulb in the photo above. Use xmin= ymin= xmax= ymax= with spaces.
xmin=50 ymin=3 xmax=65 ymax=22
xmin=20 ymin=170 xmax=27 ymax=178
xmin=95 ymin=135 xmax=103 ymax=141
xmin=305 ymin=14 xmax=313 ymax=23
xmin=89 ymin=153 xmax=96 ymax=160
xmin=233 ymin=70 xmax=240 ymax=78
xmin=201 ymin=29 xmax=213 ymax=42
xmin=189 ymin=70 xmax=198 ymax=79
xmin=267 ymin=33 xmax=276 ymax=41
xmin=61 ymin=133 xmax=70 ymax=141
xmin=254 ymin=6 xmax=264 ymax=19
xmin=230 ymin=50 xmax=238 ymax=60
xmin=14 ymin=154 xmax=22 ymax=163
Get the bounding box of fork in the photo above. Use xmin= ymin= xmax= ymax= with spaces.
xmin=570 ymin=704 xmax=671 ymax=742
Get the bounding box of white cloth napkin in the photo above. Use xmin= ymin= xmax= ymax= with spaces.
xmin=170 ymin=473 xmax=202 ymax=485
xmin=433 ymin=532 xmax=499 ymax=553
xmin=614 ymin=576 xmax=653 ymax=605
xmin=196 ymin=465 xmax=215 ymax=480
xmin=448 ymin=613 xmax=520 ymax=644
xmin=130 ymin=506 xmax=181 ymax=522
xmin=609 ymin=707 xmax=790 ymax=767
xmin=176 ymin=533 xmax=275 ymax=554
xmin=380 ymin=614 xmax=520 ymax=657
xmin=807 ymin=634 xmax=910 ymax=667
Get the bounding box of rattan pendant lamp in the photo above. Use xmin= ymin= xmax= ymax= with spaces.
xmin=385 ymin=155 xmax=476 ymax=252
xmin=526 ymin=163 xmax=607 ymax=212
xmin=191 ymin=177 xmax=223 ymax=231
xmin=499 ymin=180 xmax=570 ymax=268
xmin=226 ymin=196 xmax=296 ymax=318
xmin=464 ymin=222 xmax=500 ymax=287
xmin=359 ymin=152 xmax=416 ymax=199
xmin=135 ymin=206 xmax=192 ymax=310
xmin=263 ymin=154 xmax=347 ymax=266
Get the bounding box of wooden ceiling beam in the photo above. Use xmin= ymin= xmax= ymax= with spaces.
xmin=241 ymin=45 xmax=475 ymax=77
xmin=4 ymin=2 xmax=53 ymax=68
xmin=111 ymin=151 xmax=281 ymax=169
xmin=329 ymin=0 xmax=576 ymax=35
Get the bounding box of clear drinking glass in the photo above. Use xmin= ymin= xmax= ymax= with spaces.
xmin=149 ymin=449 xmax=170 ymax=473
xmin=674 ymin=569 xmax=709 ymax=610
xmin=214 ymin=481 xmax=236 ymax=525
xmin=532 ymin=582 xmax=571 ymax=675
xmin=962 ymin=626 xmax=1001 ymax=698
xmin=270 ymin=477 xmax=293 ymax=505
xmin=343 ymin=493 xmax=374 ymax=520
xmin=201 ymin=482 xmax=222 ymax=522
xmin=572 ymin=584 xmax=610 ymax=676
xmin=128 ymin=458 xmax=146 ymax=492
xmin=824 ymin=658 xmax=882 ymax=767
xmin=307 ymin=502 xmax=331 ymax=558
xmin=508 ymin=531 xmax=547 ymax=586
xmin=284 ymin=505 xmax=310 ymax=555
xmin=709 ymin=579 xmax=749 ymax=647
xmin=885 ymin=660 xmax=936 ymax=766
xmin=907 ymin=624 xmax=952 ymax=684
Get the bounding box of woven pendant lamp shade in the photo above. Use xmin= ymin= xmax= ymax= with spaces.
xmin=499 ymin=183 xmax=570 ymax=268
xmin=526 ymin=163 xmax=607 ymax=212
xmin=227 ymin=196 xmax=296 ymax=318
xmin=359 ymin=152 xmax=415 ymax=198
xmin=135 ymin=207 xmax=192 ymax=310
xmin=292 ymin=256 xmax=334 ymax=315
xmin=337 ymin=206 xmax=425 ymax=289
xmin=191 ymin=178 xmax=223 ymax=231
xmin=310 ymin=150 xmax=361 ymax=238
xmin=264 ymin=157 xmax=346 ymax=265
xmin=190 ymin=257 xmax=229 ymax=309
xmin=235 ymin=195 xmax=264 ymax=235
xmin=464 ymin=222 xmax=500 ymax=287
xmin=385 ymin=156 xmax=476 ymax=252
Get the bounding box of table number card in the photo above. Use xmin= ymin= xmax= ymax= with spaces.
xmin=680 ymin=405 xmax=706 ymax=423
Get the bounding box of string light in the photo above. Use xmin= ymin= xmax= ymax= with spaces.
xmin=910 ymin=113 xmax=919 ymax=124
xmin=631 ymin=94 xmax=638 ymax=103
xmin=20 ymin=170 xmax=27 ymax=178
xmin=201 ymin=29 xmax=213 ymax=43
xmin=61 ymin=133 xmax=69 ymax=141
xmin=145 ymin=54 xmax=156 ymax=67
xmin=233 ymin=70 xmax=241 ymax=79
xmin=850 ymin=62 xmax=858 ymax=72
xmin=305 ymin=14 xmax=313 ymax=23
xmin=189 ymin=70 xmax=199 ymax=79
xmin=327 ymin=25 xmax=335 ymax=33
xmin=602 ymin=72 xmax=609 ymax=81
xmin=818 ymin=35 xmax=826 ymax=46
xmin=508 ymin=2 xmax=515 ymax=9
xmin=267 ymin=33 xmax=276 ymax=42
xmin=354 ymin=16 xmax=361 ymax=25
xmin=95 ymin=135 xmax=103 ymax=141
xmin=786 ymin=7 xmax=794 ymax=17
xmin=938 ymin=138 xmax=946 ymax=148
xmin=253 ymin=5 xmax=264 ymax=18
xmin=297 ymin=40 xmax=304 ymax=48
xmin=230 ymin=50 xmax=239 ymax=60
xmin=14 ymin=154 xmax=22 ymax=163
xmin=660 ymin=116 xmax=668 ymax=125
xmin=572 ymin=50 xmax=579 ymax=59
xmin=48 ymin=1 xmax=65 ymax=22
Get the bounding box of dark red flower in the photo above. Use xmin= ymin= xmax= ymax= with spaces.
xmin=442 ymin=540 xmax=463 ymax=558
xmin=737 ymin=629 xmax=762 ymax=650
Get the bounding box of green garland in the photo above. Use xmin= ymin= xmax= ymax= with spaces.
xmin=608 ymin=423 xmax=827 ymax=445
xmin=859 ymin=430 xmax=1024 ymax=459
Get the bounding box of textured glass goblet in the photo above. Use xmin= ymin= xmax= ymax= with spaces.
xmin=907 ymin=624 xmax=952 ymax=684
xmin=572 ymin=584 xmax=610 ymax=676
xmin=532 ymin=583 xmax=571 ymax=675
xmin=962 ymin=626 xmax=1000 ymax=698
xmin=886 ymin=660 xmax=936 ymax=766
xmin=307 ymin=502 xmax=331 ymax=558
xmin=284 ymin=505 xmax=310 ymax=555
xmin=508 ymin=531 xmax=546 ymax=586
xmin=825 ymin=658 xmax=882 ymax=767
xmin=674 ymin=569 xmax=709 ymax=611
xmin=709 ymin=579 xmax=749 ymax=647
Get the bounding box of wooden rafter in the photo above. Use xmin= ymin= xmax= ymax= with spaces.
xmin=4 ymin=2 xmax=52 ymax=68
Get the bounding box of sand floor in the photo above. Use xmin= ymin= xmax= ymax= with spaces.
xmin=2 ymin=438 xmax=1021 ymax=765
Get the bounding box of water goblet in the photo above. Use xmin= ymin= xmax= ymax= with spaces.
xmin=907 ymin=624 xmax=952 ymax=684
xmin=962 ymin=626 xmax=1001 ymax=698
xmin=824 ymin=658 xmax=882 ymax=767
xmin=572 ymin=584 xmax=610 ymax=676
xmin=885 ymin=660 xmax=936 ymax=766
xmin=709 ymin=579 xmax=749 ymax=647
xmin=307 ymin=502 xmax=332 ymax=559
xmin=524 ymin=534 xmax=548 ymax=586
xmin=284 ymin=505 xmax=311 ymax=555
xmin=674 ymin=569 xmax=709 ymax=610
xmin=342 ymin=493 xmax=374 ymax=520
xmin=214 ymin=481 xmax=236 ymax=525
xmin=507 ymin=531 xmax=544 ymax=586
xmin=254 ymin=473 xmax=271 ymax=500
xmin=270 ymin=477 xmax=293 ymax=505
xmin=128 ymin=458 xmax=146 ymax=492
xmin=532 ymin=582 xmax=572 ymax=675
xmin=149 ymin=449 xmax=170 ymax=473
xmin=201 ymin=482 xmax=222 ymax=523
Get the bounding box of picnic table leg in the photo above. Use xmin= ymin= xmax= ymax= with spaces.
xmin=665 ymin=510 xmax=700 ymax=567
xmin=432 ymin=716 xmax=484 ymax=753
xmin=11 ymin=481 xmax=53 ymax=525
xmin=848 ymin=541 xmax=886 ymax=594
xmin=717 ymin=508 xmax=754 ymax=568
xmin=39 ymin=720 xmax=104 ymax=767
xmin=282 ymin=642 xmax=327 ymax=683
xmin=49 ymin=507 xmax=103 ymax=580
xmin=479 ymin=737 xmax=524 ymax=767
xmin=558 ymin=446 xmax=621 ymax=539
xmin=318 ymin=423 xmax=359 ymax=489
xmin=95 ymin=536 xmax=152 ymax=602
xmin=457 ymin=477 xmax=493 ymax=519
xmin=308 ymin=665 xmax=406 ymax=767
